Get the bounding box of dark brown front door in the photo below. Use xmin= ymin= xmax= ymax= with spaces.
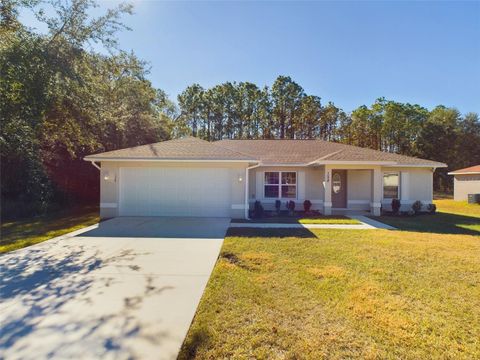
xmin=331 ymin=170 xmax=347 ymax=208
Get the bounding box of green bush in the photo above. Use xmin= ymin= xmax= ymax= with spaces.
xmin=275 ymin=200 xmax=281 ymax=215
xmin=391 ymin=198 xmax=401 ymax=215
xmin=253 ymin=201 xmax=264 ymax=219
xmin=412 ymin=200 xmax=423 ymax=215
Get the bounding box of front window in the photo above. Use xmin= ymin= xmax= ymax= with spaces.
xmin=383 ymin=172 xmax=399 ymax=199
xmin=265 ymin=171 xmax=297 ymax=198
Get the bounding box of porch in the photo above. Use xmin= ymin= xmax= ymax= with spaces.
xmin=248 ymin=164 xmax=388 ymax=216
xmin=321 ymin=164 xmax=383 ymax=216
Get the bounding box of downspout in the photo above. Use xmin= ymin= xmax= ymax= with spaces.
xmin=90 ymin=161 xmax=101 ymax=171
xmin=245 ymin=163 xmax=261 ymax=219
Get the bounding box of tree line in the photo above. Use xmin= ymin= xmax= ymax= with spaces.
xmin=1 ymin=0 xmax=479 ymax=219
xmin=1 ymin=0 xmax=174 ymax=218
xmin=175 ymin=80 xmax=480 ymax=190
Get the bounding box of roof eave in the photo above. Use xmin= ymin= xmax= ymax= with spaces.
xmin=83 ymin=156 xmax=257 ymax=163
xmin=448 ymin=171 xmax=480 ymax=175
xmin=318 ymin=160 xmax=397 ymax=165
xmin=383 ymin=163 xmax=447 ymax=168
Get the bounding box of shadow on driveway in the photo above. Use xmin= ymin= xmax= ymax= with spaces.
xmin=0 ymin=242 xmax=171 ymax=359
xmin=81 ymin=217 xmax=232 ymax=239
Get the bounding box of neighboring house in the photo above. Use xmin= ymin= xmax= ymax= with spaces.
xmin=84 ymin=137 xmax=446 ymax=219
xmin=448 ymin=165 xmax=480 ymax=201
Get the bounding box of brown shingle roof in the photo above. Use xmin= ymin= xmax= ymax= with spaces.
xmin=85 ymin=137 xmax=446 ymax=167
xmin=215 ymin=139 xmax=446 ymax=166
xmin=84 ymin=137 xmax=255 ymax=161
xmin=448 ymin=165 xmax=480 ymax=174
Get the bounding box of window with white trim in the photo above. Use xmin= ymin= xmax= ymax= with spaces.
xmin=264 ymin=171 xmax=297 ymax=199
xmin=383 ymin=172 xmax=400 ymax=199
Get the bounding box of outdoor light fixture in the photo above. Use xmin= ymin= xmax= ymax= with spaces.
xmin=103 ymin=171 xmax=111 ymax=181
xmin=238 ymin=176 xmax=243 ymax=182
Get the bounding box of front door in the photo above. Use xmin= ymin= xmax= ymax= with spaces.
xmin=331 ymin=170 xmax=347 ymax=208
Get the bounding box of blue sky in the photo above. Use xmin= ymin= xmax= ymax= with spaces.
xmin=22 ymin=1 xmax=480 ymax=113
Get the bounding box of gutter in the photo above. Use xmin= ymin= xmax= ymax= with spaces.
xmin=83 ymin=157 xmax=255 ymax=163
xmin=89 ymin=161 xmax=101 ymax=170
xmin=245 ymin=163 xmax=261 ymax=219
xmin=448 ymin=171 xmax=480 ymax=175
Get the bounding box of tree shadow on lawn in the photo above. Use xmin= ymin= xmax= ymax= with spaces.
xmin=0 ymin=243 xmax=172 ymax=358
xmin=377 ymin=212 xmax=480 ymax=236
xmin=226 ymin=227 xmax=318 ymax=238
xmin=0 ymin=207 xmax=98 ymax=245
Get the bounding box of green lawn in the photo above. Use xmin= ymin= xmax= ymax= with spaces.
xmin=180 ymin=201 xmax=480 ymax=359
xmin=0 ymin=206 xmax=99 ymax=253
xmin=376 ymin=199 xmax=480 ymax=235
xmin=233 ymin=215 xmax=361 ymax=225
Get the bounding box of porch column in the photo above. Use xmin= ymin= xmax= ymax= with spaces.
xmin=324 ymin=165 xmax=332 ymax=215
xmin=371 ymin=166 xmax=382 ymax=216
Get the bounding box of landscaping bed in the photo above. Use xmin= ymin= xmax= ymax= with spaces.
xmin=232 ymin=215 xmax=361 ymax=225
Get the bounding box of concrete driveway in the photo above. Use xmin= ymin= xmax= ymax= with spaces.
xmin=0 ymin=217 xmax=230 ymax=360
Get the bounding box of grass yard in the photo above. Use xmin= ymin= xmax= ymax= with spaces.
xmin=0 ymin=206 xmax=99 ymax=253
xmin=180 ymin=201 xmax=480 ymax=359
xmin=377 ymin=199 xmax=480 ymax=235
xmin=233 ymin=215 xmax=361 ymax=225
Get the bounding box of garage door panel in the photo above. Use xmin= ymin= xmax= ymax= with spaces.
xmin=119 ymin=167 xmax=231 ymax=217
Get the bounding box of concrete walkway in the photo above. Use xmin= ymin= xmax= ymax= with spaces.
xmin=348 ymin=215 xmax=396 ymax=230
xmin=229 ymin=216 xmax=395 ymax=230
xmin=0 ymin=217 xmax=230 ymax=360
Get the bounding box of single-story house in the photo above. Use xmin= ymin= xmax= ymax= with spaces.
xmin=84 ymin=137 xmax=446 ymax=219
xmin=448 ymin=165 xmax=480 ymax=201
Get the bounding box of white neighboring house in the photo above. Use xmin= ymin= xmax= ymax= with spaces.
xmin=448 ymin=165 xmax=480 ymax=201
xmin=84 ymin=137 xmax=447 ymax=219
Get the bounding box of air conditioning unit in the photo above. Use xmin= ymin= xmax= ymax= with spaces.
xmin=467 ymin=194 xmax=480 ymax=204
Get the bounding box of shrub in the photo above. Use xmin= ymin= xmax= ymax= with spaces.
xmin=286 ymin=200 xmax=296 ymax=216
xmin=391 ymin=198 xmax=401 ymax=215
xmin=412 ymin=200 xmax=423 ymax=215
xmin=427 ymin=203 xmax=437 ymax=214
xmin=303 ymin=200 xmax=312 ymax=213
xmin=275 ymin=200 xmax=282 ymax=215
xmin=253 ymin=200 xmax=264 ymax=219
xmin=408 ymin=209 xmax=415 ymax=216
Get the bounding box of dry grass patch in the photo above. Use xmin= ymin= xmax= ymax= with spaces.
xmin=307 ymin=265 xmax=347 ymax=279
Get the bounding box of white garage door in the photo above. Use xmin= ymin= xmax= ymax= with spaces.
xmin=119 ymin=167 xmax=231 ymax=217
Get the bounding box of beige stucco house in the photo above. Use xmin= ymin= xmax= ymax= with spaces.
xmin=448 ymin=165 xmax=480 ymax=201
xmin=84 ymin=137 xmax=446 ymax=219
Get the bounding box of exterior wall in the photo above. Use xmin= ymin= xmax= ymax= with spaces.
xmin=248 ymin=166 xmax=325 ymax=211
xmin=98 ymin=161 xmax=248 ymax=219
xmin=346 ymin=170 xmax=372 ymax=210
xmin=380 ymin=167 xmax=434 ymax=212
xmin=453 ymin=174 xmax=480 ymax=201
xmin=97 ymin=161 xmax=437 ymax=218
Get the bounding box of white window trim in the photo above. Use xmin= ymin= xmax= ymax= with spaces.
xmin=382 ymin=171 xmax=401 ymax=200
xmin=263 ymin=171 xmax=298 ymax=200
